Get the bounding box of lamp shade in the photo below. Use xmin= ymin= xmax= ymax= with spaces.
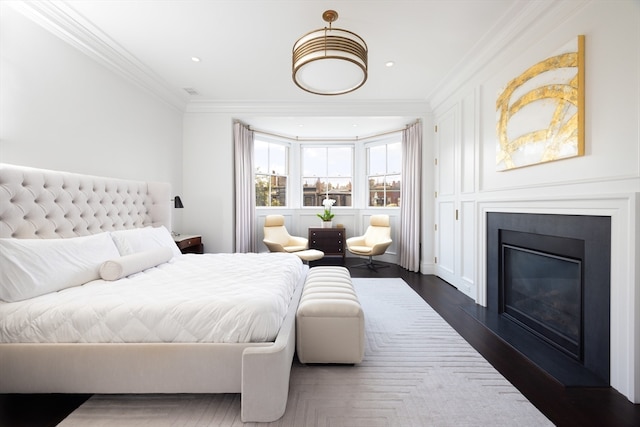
xmin=292 ymin=10 xmax=368 ymax=95
xmin=174 ymin=196 xmax=184 ymax=209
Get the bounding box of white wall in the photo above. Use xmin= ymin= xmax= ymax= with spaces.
xmin=0 ymin=5 xmax=183 ymax=220
xmin=180 ymin=113 xmax=235 ymax=251
xmin=431 ymin=0 xmax=639 ymax=403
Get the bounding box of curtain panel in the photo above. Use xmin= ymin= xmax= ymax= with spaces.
xmin=399 ymin=122 xmax=422 ymax=271
xmin=234 ymin=122 xmax=257 ymax=253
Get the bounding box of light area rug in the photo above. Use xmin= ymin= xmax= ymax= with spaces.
xmin=59 ymin=278 xmax=553 ymax=427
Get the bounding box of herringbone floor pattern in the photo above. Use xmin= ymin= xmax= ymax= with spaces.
xmin=59 ymin=278 xmax=552 ymax=427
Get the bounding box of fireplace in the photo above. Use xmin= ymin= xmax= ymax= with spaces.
xmin=476 ymin=212 xmax=611 ymax=387
xmin=501 ymin=230 xmax=584 ymax=360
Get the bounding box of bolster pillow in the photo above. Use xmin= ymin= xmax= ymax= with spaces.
xmin=99 ymin=246 xmax=173 ymax=281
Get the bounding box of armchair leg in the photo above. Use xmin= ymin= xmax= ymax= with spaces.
xmin=350 ymin=256 xmax=390 ymax=272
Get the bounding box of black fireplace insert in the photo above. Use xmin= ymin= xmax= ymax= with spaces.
xmin=501 ymin=230 xmax=584 ymax=360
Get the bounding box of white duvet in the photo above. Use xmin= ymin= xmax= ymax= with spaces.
xmin=0 ymin=252 xmax=305 ymax=344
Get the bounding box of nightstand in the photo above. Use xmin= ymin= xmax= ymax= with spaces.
xmin=174 ymin=234 xmax=204 ymax=254
xmin=308 ymin=227 xmax=345 ymax=262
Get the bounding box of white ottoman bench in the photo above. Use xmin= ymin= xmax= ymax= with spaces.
xmin=296 ymin=266 xmax=365 ymax=364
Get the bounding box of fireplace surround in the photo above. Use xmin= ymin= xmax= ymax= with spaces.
xmin=471 ymin=212 xmax=611 ymax=387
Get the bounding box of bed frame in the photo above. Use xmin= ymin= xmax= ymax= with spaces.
xmin=0 ymin=163 xmax=304 ymax=422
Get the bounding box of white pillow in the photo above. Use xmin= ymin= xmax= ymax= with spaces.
xmin=99 ymin=247 xmax=173 ymax=281
xmin=111 ymin=226 xmax=182 ymax=258
xmin=0 ymin=232 xmax=121 ymax=302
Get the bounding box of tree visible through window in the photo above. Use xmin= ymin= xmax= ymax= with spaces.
xmin=255 ymin=139 xmax=288 ymax=207
xmin=302 ymin=146 xmax=353 ymax=207
xmin=367 ymin=141 xmax=401 ymax=207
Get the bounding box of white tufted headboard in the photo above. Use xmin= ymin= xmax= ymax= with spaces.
xmin=0 ymin=164 xmax=171 ymax=239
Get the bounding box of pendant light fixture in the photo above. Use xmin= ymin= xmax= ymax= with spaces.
xmin=292 ymin=10 xmax=368 ymax=95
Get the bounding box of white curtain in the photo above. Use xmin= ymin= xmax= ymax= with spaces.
xmin=234 ymin=122 xmax=256 ymax=253
xmin=399 ymin=122 xmax=422 ymax=272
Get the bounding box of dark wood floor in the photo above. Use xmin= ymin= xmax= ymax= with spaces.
xmin=347 ymin=259 xmax=640 ymax=427
xmin=1 ymin=259 xmax=639 ymax=426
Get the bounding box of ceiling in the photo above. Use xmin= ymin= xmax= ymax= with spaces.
xmin=11 ymin=0 xmax=540 ymax=138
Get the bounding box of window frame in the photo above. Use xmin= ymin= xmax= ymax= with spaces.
xmin=364 ymin=135 xmax=402 ymax=208
xmin=300 ymin=143 xmax=355 ymax=209
xmin=254 ymin=136 xmax=291 ymax=208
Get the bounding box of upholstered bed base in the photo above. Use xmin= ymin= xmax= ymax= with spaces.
xmin=0 ymin=163 xmax=303 ymax=422
xmin=0 ymin=277 xmax=304 ymax=422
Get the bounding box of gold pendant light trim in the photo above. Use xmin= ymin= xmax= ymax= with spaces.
xmin=292 ymin=10 xmax=368 ymax=96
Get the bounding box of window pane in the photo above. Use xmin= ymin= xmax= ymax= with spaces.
xmin=387 ymin=142 xmax=402 ymax=174
xmin=270 ymin=176 xmax=287 ymax=206
xmin=270 ymin=144 xmax=286 ymax=175
xmin=366 ymin=139 xmax=402 ymax=207
xmin=328 ymin=147 xmax=352 ymax=176
xmin=255 ymin=175 xmax=270 ymax=206
xmin=386 ymin=174 xmax=401 ymax=207
xmin=255 ymin=140 xmax=269 ymax=173
xmin=327 ymin=178 xmax=352 ymax=207
xmin=302 ymin=186 xmax=318 ymax=207
xmin=302 ymin=177 xmax=327 ymax=207
xmin=302 ymin=147 xmax=327 ymax=177
xmin=368 ymin=145 xmax=386 ymax=175
xmin=368 ymin=176 xmax=386 ymax=206
xmin=302 ymin=145 xmax=352 ymax=207
xmin=254 ymin=139 xmax=288 ymax=207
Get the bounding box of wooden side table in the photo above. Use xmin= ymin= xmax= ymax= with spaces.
xmin=308 ymin=227 xmax=345 ymax=261
xmin=174 ymin=234 xmax=204 ymax=254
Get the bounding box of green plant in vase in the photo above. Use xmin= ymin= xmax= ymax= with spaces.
xmin=317 ymin=198 xmax=336 ymax=223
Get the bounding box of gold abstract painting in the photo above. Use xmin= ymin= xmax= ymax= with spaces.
xmin=496 ymin=35 xmax=584 ymax=171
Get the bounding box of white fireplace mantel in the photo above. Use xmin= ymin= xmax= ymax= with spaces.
xmin=476 ymin=193 xmax=639 ymax=404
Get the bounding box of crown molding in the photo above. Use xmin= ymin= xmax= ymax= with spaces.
xmin=8 ymin=0 xmax=188 ymax=111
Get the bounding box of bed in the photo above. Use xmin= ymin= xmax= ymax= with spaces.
xmin=0 ymin=163 xmax=307 ymax=422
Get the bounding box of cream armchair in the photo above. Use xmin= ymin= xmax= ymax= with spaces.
xmin=346 ymin=215 xmax=393 ymax=270
xmin=263 ymin=215 xmax=308 ymax=253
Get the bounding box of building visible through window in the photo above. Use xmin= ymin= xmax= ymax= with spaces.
xmin=367 ymin=140 xmax=401 ymax=207
xmin=255 ymin=139 xmax=288 ymax=207
xmin=302 ymin=146 xmax=353 ymax=207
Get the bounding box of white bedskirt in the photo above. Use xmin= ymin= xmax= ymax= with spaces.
xmin=0 ymin=252 xmax=304 ymax=344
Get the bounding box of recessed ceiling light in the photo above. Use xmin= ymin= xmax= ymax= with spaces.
xmin=385 ymin=61 xmax=395 ymax=67
xmin=191 ymin=57 xmax=201 ymax=62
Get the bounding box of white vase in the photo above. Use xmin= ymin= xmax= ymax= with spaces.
xmin=321 ymin=220 xmax=333 ymax=228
